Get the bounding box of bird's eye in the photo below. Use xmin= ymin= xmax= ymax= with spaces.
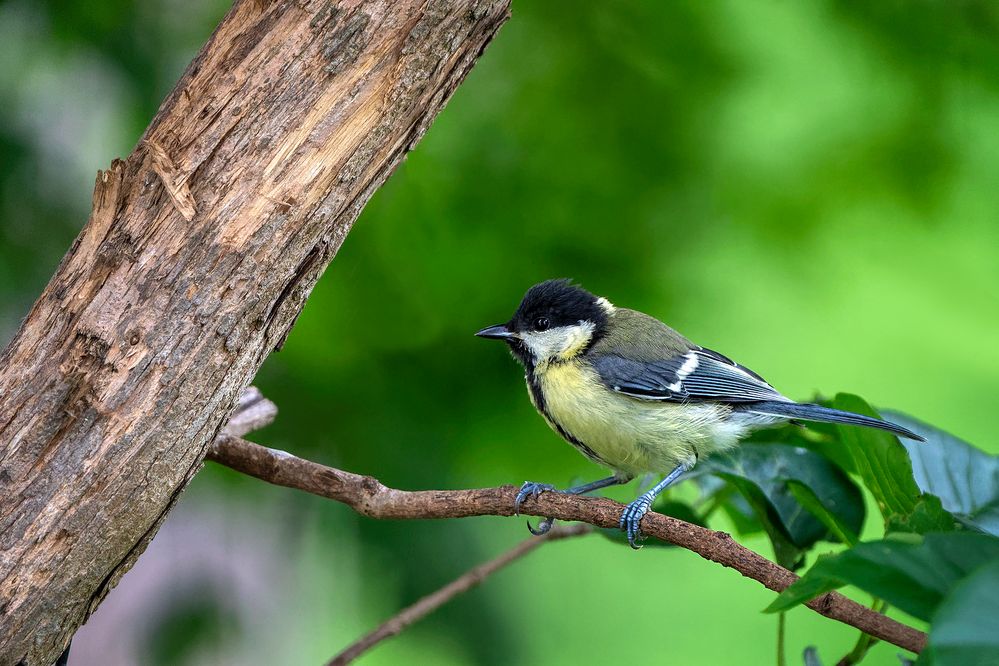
xmin=533 ymin=316 xmax=550 ymax=331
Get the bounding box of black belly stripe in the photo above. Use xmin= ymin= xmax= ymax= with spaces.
xmin=526 ymin=371 xmax=607 ymax=466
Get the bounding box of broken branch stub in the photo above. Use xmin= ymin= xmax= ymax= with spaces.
xmin=0 ymin=1 xmax=510 ymax=663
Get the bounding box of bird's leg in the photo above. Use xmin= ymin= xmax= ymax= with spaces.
xmin=515 ymin=475 xmax=629 ymax=535
xmin=513 ymin=475 xmax=625 ymax=514
xmin=619 ymin=463 xmax=690 ymax=549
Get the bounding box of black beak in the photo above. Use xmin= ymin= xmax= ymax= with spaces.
xmin=475 ymin=324 xmax=516 ymax=340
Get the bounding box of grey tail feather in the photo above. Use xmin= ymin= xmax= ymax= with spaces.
xmin=745 ymin=401 xmax=925 ymax=442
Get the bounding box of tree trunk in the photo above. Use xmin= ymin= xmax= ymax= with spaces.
xmin=0 ymin=1 xmax=509 ymax=663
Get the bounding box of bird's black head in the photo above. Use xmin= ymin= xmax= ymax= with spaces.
xmin=508 ymin=279 xmax=609 ymax=335
xmin=476 ymin=279 xmax=611 ymax=368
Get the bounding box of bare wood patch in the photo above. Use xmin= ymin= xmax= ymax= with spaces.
xmin=144 ymin=140 xmax=197 ymax=221
xmin=0 ymin=1 xmax=510 ymax=663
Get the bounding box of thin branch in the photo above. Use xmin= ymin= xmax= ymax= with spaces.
xmin=835 ymin=599 xmax=886 ymax=666
xmin=206 ymin=437 xmax=927 ymax=655
xmin=327 ymin=524 xmax=591 ymax=666
xmin=221 ymin=387 xmax=278 ymax=438
xmin=778 ymin=611 xmax=788 ymax=666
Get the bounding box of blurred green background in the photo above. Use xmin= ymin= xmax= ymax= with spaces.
xmin=2 ymin=1 xmax=997 ymax=664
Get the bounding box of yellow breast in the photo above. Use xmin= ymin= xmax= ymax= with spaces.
xmin=532 ymin=359 xmax=739 ymax=476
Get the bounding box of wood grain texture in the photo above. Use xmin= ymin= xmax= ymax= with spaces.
xmin=0 ymin=1 xmax=509 ymax=663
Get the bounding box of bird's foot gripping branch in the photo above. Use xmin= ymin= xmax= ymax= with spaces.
xmin=199 ymin=387 xmax=992 ymax=665
xmin=475 ymin=280 xmax=925 ymax=556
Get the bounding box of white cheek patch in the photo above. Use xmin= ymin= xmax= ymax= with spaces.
xmin=521 ymin=322 xmax=596 ymax=364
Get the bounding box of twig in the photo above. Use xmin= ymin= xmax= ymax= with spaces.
xmin=778 ymin=611 xmax=787 ymax=666
xmin=327 ymin=524 xmax=591 ymax=665
xmin=206 ymin=436 xmax=927 ymax=655
xmin=835 ymin=600 xmax=886 ymax=666
xmin=222 ymin=386 xmax=278 ymax=438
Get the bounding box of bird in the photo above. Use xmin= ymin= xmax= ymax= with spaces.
xmin=476 ymin=279 xmax=923 ymax=548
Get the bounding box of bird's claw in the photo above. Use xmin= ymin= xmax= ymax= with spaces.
xmin=528 ymin=517 xmax=556 ymax=535
xmin=515 ymin=481 xmax=557 ymax=536
xmin=619 ymin=495 xmax=654 ymax=549
xmin=514 ymin=481 xmax=556 ymax=515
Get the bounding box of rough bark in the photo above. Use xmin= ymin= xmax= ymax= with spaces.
xmin=0 ymin=1 xmax=509 ymax=663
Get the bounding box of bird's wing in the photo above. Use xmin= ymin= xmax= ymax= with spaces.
xmin=591 ymin=347 xmax=790 ymax=403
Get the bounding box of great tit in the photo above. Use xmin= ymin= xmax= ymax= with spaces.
xmin=476 ymin=279 xmax=923 ymax=548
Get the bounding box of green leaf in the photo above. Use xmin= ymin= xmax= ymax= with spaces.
xmin=963 ymin=500 xmax=999 ymax=536
xmin=885 ymin=411 xmax=999 ymax=537
xmin=765 ymin=532 xmax=999 ymax=620
xmin=887 ymin=494 xmax=958 ymax=535
xmin=703 ymin=442 xmax=866 ymax=550
xmin=831 ymin=393 xmax=923 ymax=521
xmin=726 ymin=475 xmax=806 ymax=569
xmin=694 ymin=474 xmax=765 ymax=536
xmin=924 ymin=560 xmax=999 ymax=666
xmin=787 ymin=480 xmax=859 ymax=546
xmin=721 ymin=493 xmax=766 ymax=537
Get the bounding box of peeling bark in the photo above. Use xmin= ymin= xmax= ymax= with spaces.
xmin=0 ymin=1 xmax=509 ymax=663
